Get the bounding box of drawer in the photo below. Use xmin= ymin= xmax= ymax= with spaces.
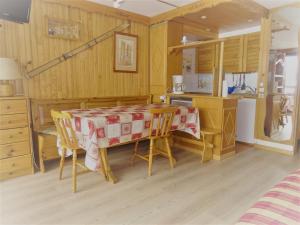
xmin=0 ymin=114 xmax=28 ymax=129
xmin=0 ymin=155 xmax=32 ymax=180
xmin=0 ymin=142 xmax=31 ymax=159
xmin=0 ymin=99 xmax=27 ymax=115
xmin=0 ymin=127 xmax=29 ymax=145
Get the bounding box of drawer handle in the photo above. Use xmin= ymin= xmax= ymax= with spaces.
xmin=6 ymin=106 xmax=11 ymax=110
xmin=18 ymin=132 xmax=23 ymax=134
xmin=8 ymin=135 xmax=13 ymax=138
xmin=8 ymin=120 xmax=12 ymax=124
xmin=11 ymin=163 xmax=15 ymax=167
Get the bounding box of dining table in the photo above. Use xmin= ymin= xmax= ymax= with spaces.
xmin=61 ymin=103 xmax=201 ymax=183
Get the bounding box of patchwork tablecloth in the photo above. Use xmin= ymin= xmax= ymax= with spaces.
xmin=62 ymin=104 xmax=200 ymax=170
xmin=236 ymin=169 xmax=300 ymax=225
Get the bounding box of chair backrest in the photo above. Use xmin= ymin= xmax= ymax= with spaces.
xmin=149 ymin=107 xmax=177 ymax=138
xmin=51 ymin=110 xmax=78 ymax=150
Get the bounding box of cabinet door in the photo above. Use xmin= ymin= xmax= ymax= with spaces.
xmin=198 ymin=44 xmax=216 ymax=73
xmin=244 ymin=32 xmax=260 ymax=72
xmin=223 ymin=37 xmax=243 ymax=73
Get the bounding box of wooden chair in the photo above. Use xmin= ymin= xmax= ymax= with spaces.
xmin=51 ymin=110 xmax=88 ymax=193
xmin=132 ymin=107 xmax=177 ymax=176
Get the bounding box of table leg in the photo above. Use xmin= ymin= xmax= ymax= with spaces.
xmin=38 ymin=135 xmax=45 ymax=173
xmin=98 ymin=149 xmax=108 ymax=181
xmin=99 ymin=148 xmax=118 ymax=184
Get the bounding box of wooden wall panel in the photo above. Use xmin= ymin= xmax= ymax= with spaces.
xmin=0 ymin=0 xmax=149 ymax=99
xmin=150 ymin=22 xmax=168 ymax=103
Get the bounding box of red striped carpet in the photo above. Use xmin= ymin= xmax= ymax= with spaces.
xmin=236 ymin=169 xmax=300 ymax=225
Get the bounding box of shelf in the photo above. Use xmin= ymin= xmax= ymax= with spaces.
xmin=168 ymin=38 xmax=224 ymax=54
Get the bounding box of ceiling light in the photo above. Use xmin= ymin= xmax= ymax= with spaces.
xmin=200 ymin=15 xmax=207 ymax=20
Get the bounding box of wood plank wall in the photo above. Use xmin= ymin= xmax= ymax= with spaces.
xmin=0 ymin=0 xmax=149 ymax=99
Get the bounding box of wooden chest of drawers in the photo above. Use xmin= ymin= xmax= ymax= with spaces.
xmin=0 ymin=97 xmax=33 ymax=180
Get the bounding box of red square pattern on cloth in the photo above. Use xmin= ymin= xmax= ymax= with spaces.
xmin=132 ymin=133 xmax=142 ymax=140
xmin=188 ymin=108 xmax=195 ymax=113
xmin=88 ymin=120 xmax=95 ymax=138
xmin=121 ymin=123 xmax=132 ymax=136
xmin=109 ymin=137 xmax=120 ymax=146
xmin=132 ymin=113 xmax=144 ymax=120
xmin=106 ymin=115 xmax=120 ymax=124
xmin=96 ymin=128 xmax=105 ymax=138
xmin=75 ymin=117 xmax=81 ymax=132
xmin=144 ymin=120 xmax=151 ymax=129
xmin=181 ymin=115 xmax=187 ymax=123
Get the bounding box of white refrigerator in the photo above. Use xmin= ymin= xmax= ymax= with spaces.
xmin=236 ymin=98 xmax=257 ymax=144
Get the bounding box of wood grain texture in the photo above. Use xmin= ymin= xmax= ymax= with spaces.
xmin=0 ymin=0 xmax=149 ymax=99
xmin=0 ymin=144 xmax=299 ymax=225
xmin=150 ymin=22 xmax=168 ymax=103
xmin=244 ymin=32 xmax=260 ymax=72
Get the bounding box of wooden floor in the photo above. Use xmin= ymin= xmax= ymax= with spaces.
xmin=1 ymin=144 xmax=299 ymax=225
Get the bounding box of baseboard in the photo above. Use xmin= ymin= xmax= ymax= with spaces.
xmin=254 ymin=139 xmax=294 ymax=156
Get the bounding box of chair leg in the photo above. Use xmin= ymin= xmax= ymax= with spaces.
xmin=165 ymin=137 xmax=174 ymax=169
xmin=38 ymin=135 xmax=45 ymax=173
xmin=131 ymin=141 xmax=139 ymax=165
xmin=72 ymin=150 xmax=77 ymax=193
xmin=59 ymin=148 xmax=66 ymax=180
xmin=148 ymin=139 xmax=154 ymax=176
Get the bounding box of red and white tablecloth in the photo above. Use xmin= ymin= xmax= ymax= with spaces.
xmin=62 ymin=104 xmax=200 ymax=171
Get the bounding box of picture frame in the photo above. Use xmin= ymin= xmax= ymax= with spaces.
xmin=114 ymin=32 xmax=138 ymax=73
xmin=46 ymin=17 xmax=81 ymax=40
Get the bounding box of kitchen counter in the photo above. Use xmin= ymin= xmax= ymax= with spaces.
xmin=167 ymin=93 xmax=237 ymax=99
xmin=166 ymin=93 xmax=238 ymax=160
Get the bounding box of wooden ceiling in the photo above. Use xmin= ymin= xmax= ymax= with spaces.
xmin=173 ymin=0 xmax=268 ymax=34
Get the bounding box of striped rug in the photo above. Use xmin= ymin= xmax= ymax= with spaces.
xmin=236 ymin=169 xmax=300 ymax=225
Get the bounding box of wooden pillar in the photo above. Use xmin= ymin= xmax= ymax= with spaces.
xmin=218 ymin=41 xmax=224 ymax=97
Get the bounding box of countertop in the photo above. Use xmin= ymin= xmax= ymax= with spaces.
xmin=166 ymin=92 xmax=257 ymax=99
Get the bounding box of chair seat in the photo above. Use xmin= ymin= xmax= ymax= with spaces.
xmin=39 ymin=126 xmax=57 ymax=136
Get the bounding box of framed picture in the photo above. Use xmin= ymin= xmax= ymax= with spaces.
xmin=114 ymin=32 xmax=138 ymax=73
xmin=47 ymin=17 xmax=81 ymax=40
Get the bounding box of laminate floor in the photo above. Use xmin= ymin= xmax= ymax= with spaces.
xmin=1 ymin=144 xmax=299 ymax=225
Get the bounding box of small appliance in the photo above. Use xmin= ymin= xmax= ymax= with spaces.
xmin=172 ymin=75 xmax=185 ymax=94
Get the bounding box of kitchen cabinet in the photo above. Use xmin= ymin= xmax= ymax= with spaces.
xmin=223 ymin=32 xmax=260 ymax=73
xmin=243 ymin=32 xmax=260 ymax=72
xmin=223 ymin=36 xmax=244 ymax=73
